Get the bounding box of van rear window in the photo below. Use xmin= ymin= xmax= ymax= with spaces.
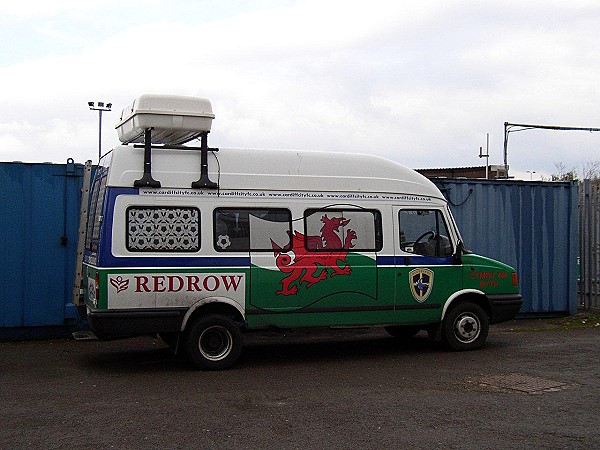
xmin=126 ymin=206 xmax=200 ymax=252
xmin=214 ymin=208 xmax=292 ymax=252
xmin=85 ymin=172 xmax=107 ymax=253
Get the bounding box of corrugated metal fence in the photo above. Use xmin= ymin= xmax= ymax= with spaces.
xmin=0 ymin=160 xmax=86 ymax=332
xmin=579 ymin=179 xmax=600 ymax=310
xmin=433 ymin=179 xmax=579 ymax=315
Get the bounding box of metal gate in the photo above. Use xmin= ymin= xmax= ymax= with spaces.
xmin=579 ymin=179 xmax=600 ymax=310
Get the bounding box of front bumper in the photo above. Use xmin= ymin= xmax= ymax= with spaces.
xmin=488 ymin=294 xmax=523 ymax=324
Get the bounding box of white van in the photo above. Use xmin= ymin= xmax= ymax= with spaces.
xmin=83 ymin=95 xmax=522 ymax=369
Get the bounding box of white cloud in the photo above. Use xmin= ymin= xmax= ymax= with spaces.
xmin=0 ymin=0 xmax=599 ymax=176
xmin=0 ymin=0 xmax=142 ymax=18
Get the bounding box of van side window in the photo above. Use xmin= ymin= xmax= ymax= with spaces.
xmin=304 ymin=209 xmax=382 ymax=251
xmin=399 ymin=209 xmax=453 ymax=257
xmin=126 ymin=206 xmax=200 ymax=252
xmin=85 ymin=172 xmax=107 ymax=252
xmin=214 ymin=208 xmax=292 ymax=252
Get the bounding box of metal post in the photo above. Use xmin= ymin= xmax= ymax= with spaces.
xmin=584 ymin=180 xmax=591 ymax=309
xmin=503 ymin=122 xmax=509 ymax=178
xmin=191 ymin=131 xmax=219 ymax=189
xmin=479 ymin=133 xmax=490 ymax=179
xmin=485 ymin=133 xmax=489 ymax=180
xmin=88 ymin=101 xmax=112 ymax=162
xmin=133 ymin=129 xmax=161 ymax=188
xmin=503 ymin=121 xmax=600 ymax=180
xmin=98 ymin=109 xmax=103 ymax=162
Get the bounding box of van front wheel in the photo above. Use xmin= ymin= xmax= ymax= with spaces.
xmin=185 ymin=314 xmax=243 ymax=370
xmin=441 ymin=302 xmax=489 ymax=351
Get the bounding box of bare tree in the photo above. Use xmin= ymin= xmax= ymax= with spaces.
xmin=550 ymin=161 xmax=600 ymax=181
xmin=581 ymin=161 xmax=600 ymax=180
xmin=551 ymin=162 xmax=577 ymax=181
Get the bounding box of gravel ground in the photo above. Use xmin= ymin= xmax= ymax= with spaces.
xmin=1 ymin=319 xmax=599 ymax=449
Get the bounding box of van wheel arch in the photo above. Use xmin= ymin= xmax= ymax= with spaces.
xmin=441 ymin=291 xmax=492 ymax=322
xmin=181 ymin=299 xmax=245 ymax=332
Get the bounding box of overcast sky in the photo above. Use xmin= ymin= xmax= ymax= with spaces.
xmin=1 ymin=0 xmax=599 ymax=179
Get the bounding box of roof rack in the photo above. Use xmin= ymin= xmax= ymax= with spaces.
xmin=115 ymin=94 xmax=218 ymax=189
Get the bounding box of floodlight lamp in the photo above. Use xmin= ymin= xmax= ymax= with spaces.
xmin=106 ymin=103 xmax=112 ymax=109
xmin=88 ymin=101 xmax=94 ymax=108
xmin=98 ymin=102 xmax=104 ymax=108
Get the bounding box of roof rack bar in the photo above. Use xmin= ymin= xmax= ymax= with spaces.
xmin=133 ymin=144 xmax=205 ymax=151
xmin=191 ymin=131 xmax=219 ymax=189
xmin=133 ymin=128 xmax=161 ymax=188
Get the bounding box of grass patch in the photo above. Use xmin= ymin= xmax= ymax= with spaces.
xmin=500 ymin=312 xmax=600 ymax=332
xmin=546 ymin=312 xmax=600 ymax=330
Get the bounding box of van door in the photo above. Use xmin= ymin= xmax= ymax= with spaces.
xmin=212 ymin=206 xmax=292 ymax=312
xmin=393 ymin=207 xmax=460 ymax=323
xmin=249 ymin=208 xmax=381 ymax=326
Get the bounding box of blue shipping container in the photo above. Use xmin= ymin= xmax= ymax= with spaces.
xmin=0 ymin=159 xmax=86 ymax=329
xmin=434 ymin=178 xmax=578 ymax=315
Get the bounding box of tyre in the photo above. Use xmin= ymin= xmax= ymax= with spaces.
xmin=384 ymin=325 xmax=421 ymax=339
xmin=441 ymin=302 xmax=489 ymax=351
xmin=184 ymin=314 xmax=243 ymax=370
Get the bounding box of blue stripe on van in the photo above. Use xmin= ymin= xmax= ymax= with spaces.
xmin=376 ymin=255 xmax=397 ymax=265
xmin=409 ymin=255 xmax=453 ymax=265
xmin=97 ymin=255 xmax=250 ymax=268
xmin=377 ymin=255 xmax=454 ymax=266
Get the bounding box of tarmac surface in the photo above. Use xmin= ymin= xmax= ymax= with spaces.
xmin=1 ymin=318 xmax=599 ymax=449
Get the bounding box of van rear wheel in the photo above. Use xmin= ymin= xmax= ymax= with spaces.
xmin=441 ymin=302 xmax=489 ymax=351
xmin=185 ymin=314 xmax=243 ymax=370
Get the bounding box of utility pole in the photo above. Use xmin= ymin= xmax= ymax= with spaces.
xmin=503 ymin=122 xmax=600 ymax=179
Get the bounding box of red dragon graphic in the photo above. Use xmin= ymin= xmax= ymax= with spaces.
xmin=272 ymin=214 xmax=357 ymax=296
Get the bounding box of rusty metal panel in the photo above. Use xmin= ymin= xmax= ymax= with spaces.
xmin=434 ymin=179 xmax=578 ymax=315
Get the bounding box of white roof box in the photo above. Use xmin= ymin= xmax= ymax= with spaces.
xmin=116 ymin=94 xmax=215 ymax=145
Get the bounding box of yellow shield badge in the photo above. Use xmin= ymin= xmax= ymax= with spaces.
xmin=409 ymin=268 xmax=434 ymax=303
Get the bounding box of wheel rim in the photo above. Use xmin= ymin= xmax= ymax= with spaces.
xmin=454 ymin=312 xmax=481 ymax=344
xmin=199 ymin=325 xmax=233 ymax=361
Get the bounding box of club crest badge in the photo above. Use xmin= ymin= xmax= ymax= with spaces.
xmin=409 ymin=268 xmax=434 ymax=303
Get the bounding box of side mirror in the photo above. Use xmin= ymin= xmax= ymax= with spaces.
xmin=453 ymin=240 xmax=464 ymax=265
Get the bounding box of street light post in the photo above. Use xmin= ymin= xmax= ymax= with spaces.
xmin=88 ymin=101 xmax=112 ymax=162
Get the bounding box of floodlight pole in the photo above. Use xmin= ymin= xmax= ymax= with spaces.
xmin=88 ymin=101 xmax=112 ymax=162
xmin=503 ymin=122 xmax=600 ymax=179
